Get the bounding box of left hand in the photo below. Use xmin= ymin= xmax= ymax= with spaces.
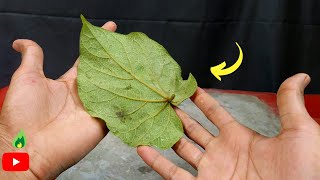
xmin=0 ymin=21 xmax=117 ymax=179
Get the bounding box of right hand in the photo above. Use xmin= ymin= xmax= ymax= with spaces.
xmin=138 ymin=74 xmax=320 ymax=180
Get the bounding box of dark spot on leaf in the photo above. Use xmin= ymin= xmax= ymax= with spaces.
xmin=124 ymin=84 xmax=132 ymax=90
xmin=138 ymin=166 xmax=152 ymax=174
xmin=116 ymin=111 xmax=125 ymax=119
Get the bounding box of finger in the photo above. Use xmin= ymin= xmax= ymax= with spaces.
xmin=60 ymin=21 xmax=117 ymax=80
xmin=172 ymin=138 xmax=203 ymax=169
xmin=12 ymin=39 xmax=44 ymax=76
xmin=137 ymin=146 xmax=194 ymax=180
xmin=101 ymin=21 xmax=117 ymax=32
xmin=175 ymin=108 xmax=214 ymax=148
xmin=277 ymin=73 xmax=315 ymax=130
xmin=191 ymin=88 xmax=239 ymax=131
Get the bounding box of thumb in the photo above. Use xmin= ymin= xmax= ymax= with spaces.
xmin=277 ymin=73 xmax=316 ymax=130
xmin=12 ymin=39 xmax=44 ymax=77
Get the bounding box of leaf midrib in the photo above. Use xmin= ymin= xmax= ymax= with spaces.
xmin=83 ymin=73 xmax=167 ymax=103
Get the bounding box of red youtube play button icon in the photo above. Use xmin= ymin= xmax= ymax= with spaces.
xmin=2 ymin=152 xmax=29 ymax=171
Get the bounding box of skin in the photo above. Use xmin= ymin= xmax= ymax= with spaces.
xmin=0 ymin=22 xmax=117 ymax=179
xmin=137 ymin=77 xmax=320 ymax=180
xmin=0 ymin=21 xmax=319 ymax=180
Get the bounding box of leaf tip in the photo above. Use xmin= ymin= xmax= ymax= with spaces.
xmin=188 ymin=73 xmax=197 ymax=89
xmin=80 ymin=14 xmax=88 ymax=25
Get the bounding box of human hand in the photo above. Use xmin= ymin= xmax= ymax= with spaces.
xmin=138 ymin=73 xmax=320 ymax=180
xmin=0 ymin=22 xmax=117 ymax=179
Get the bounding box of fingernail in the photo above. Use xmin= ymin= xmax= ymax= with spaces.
xmin=303 ymin=74 xmax=310 ymax=83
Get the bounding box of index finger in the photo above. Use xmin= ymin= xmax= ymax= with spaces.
xmin=191 ymin=88 xmax=239 ymax=131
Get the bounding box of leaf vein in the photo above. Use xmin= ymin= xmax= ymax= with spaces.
xmin=86 ymin=26 xmax=169 ymax=99
xmin=87 ymin=76 xmax=166 ymax=103
xmin=131 ymin=35 xmax=168 ymax=95
xmin=108 ymin=32 xmax=134 ymax=73
xmin=118 ymin=102 xmax=168 ymax=134
xmin=105 ymin=102 xmax=147 ymax=118
xmin=82 ymin=57 xmax=133 ymax=80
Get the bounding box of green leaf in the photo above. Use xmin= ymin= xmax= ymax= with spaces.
xmin=78 ymin=15 xmax=197 ymax=149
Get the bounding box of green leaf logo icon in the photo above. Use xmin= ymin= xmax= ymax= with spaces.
xmin=12 ymin=130 xmax=26 ymax=148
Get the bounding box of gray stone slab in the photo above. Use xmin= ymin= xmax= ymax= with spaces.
xmin=58 ymin=92 xmax=280 ymax=180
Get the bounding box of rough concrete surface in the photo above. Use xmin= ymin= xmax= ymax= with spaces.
xmin=58 ymin=92 xmax=280 ymax=180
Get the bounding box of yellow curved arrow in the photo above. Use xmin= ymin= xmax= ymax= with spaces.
xmin=210 ymin=42 xmax=243 ymax=81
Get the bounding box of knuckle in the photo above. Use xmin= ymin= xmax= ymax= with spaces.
xmin=193 ymin=152 xmax=203 ymax=168
xmin=277 ymin=86 xmax=296 ymax=96
xmin=167 ymin=165 xmax=179 ymax=180
xmin=195 ymin=91 xmax=207 ymax=102
xmin=278 ymin=81 xmax=301 ymax=96
xmin=21 ymin=40 xmax=43 ymax=56
xmin=184 ymin=122 xmax=199 ymax=135
xmin=178 ymin=111 xmax=190 ymax=120
xmin=150 ymin=153 xmax=161 ymax=169
xmin=219 ymin=120 xmax=239 ymax=132
xmin=205 ymin=104 xmax=221 ymax=119
xmin=202 ymin=136 xmax=213 ymax=148
xmin=280 ymin=112 xmax=309 ymax=125
xmin=176 ymin=139 xmax=189 ymax=152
